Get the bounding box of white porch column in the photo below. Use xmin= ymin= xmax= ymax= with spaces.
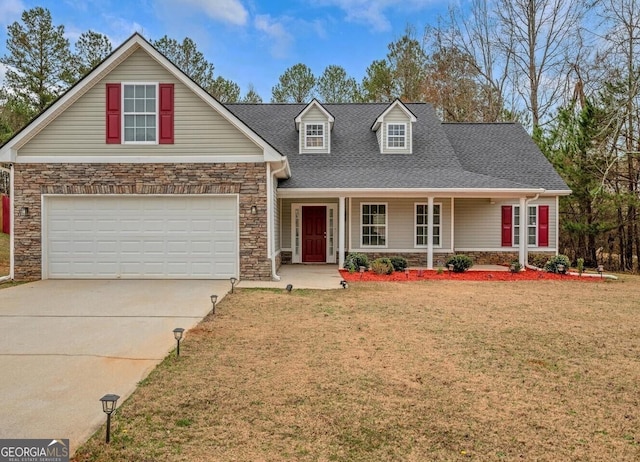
xmin=519 ymin=196 xmax=527 ymax=267
xmin=427 ymin=196 xmax=434 ymax=269
xmin=338 ymin=196 xmax=346 ymax=267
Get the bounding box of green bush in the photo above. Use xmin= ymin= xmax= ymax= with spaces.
xmin=510 ymin=260 xmax=522 ymax=272
xmin=344 ymin=253 xmax=369 ymax=273
xmin=577 ymin=258 xmax=584 ymax=275
xmin=446 ymin=254 xmax=473 ymax=273
xmin=371 ymin=258 xmax=394 ymax=275
xmin=544 ymin=254 xmax=571 ymax=273
xmin=389 ymin=256 xmax=408 ymax=271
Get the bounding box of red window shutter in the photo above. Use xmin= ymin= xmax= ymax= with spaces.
xmin=538 ymin=205 xmax=549 ymax=247
xmin=105 ymin=84 xmax=121 ymax=144
xmin=159 ymin=83 xmax=174 ymax=144
xmin=501 ymin=205 xmax=513 ymax=247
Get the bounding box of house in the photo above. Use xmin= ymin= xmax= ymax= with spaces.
xmin=0 ymin=33 xmax=570 ymax=282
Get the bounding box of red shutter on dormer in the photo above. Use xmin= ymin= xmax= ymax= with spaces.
xmin=502 ymin=205 xmax=513 ymax=247
xmin=159 ymin=83 xmax=174 ymax=144
xmin=538 ymin=205 xmax=549 ymax=247
xmin=106 ymin=84 xmax=121 ymax=144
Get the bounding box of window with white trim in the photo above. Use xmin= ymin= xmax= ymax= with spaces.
xmin=361 ymin=204 xmax=387 ymax=247
xmin=305 ymin=123 xmax=325 ymax=148
xmin=387 ymin=123 xmax=406 ymax=148
xmin=514 ymin=205 xmax=537 ymax=246
xmin=415 ymin=203 xmax=441 ymax=247
xmin=123 ymin=83 xmax=157 ymax=143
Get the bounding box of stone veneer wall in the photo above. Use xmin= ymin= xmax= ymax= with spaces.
xmin=13 ymin=162 xmax=271 ymax=281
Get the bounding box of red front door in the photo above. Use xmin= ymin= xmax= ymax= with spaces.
xmin=302 ymin=206 xmax=326 ymax=263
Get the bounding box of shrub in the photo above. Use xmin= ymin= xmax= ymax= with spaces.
xmin=446 ymin=254 xmax=473 ymax=273
xmin=544 ymin=254 xmax=571 ymax=273
xmin=510 ymin=260 xmax=522 ymax=272
xmin=577 ymin=258 xmax=584 ymax=275
xmin=371 ymin=258 xmax=393 ymax=275
xmin=389 ymin=256 xmax=408 ymax=271
xmin=344 ymin=253 xmax=369 ymax=273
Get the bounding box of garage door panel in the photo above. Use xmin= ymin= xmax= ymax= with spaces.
xmin=46 ymin=196 xmax=238 ymax=279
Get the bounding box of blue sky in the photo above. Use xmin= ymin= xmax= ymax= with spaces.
xmin=0 ymin=0 xmax=453 ymax=100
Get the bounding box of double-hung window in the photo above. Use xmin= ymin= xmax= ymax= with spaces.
xmin=513 ymin=205 xmax=537 ymax=246
xmin=123 ymin=83 xmax=157 ymax=143
xmin=415 ymin=203 xmax=441 ymax=247
xmin=361 ymin=204 xmax=387 ymax=247
xmin=305 ymin=123 xmax=324 ymax=149
xmin=387 ymin=123 xmax=406 ymax=148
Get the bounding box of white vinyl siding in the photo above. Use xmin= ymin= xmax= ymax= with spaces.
xmin=44 ymin=195 xmax=238 ymax=279
xmin=454 ymin=198 xmax=556 ymax=250
xmin=298 ymin=106 xmax=330 ymax=154
xmin=415 ymin=203 xmax=441 ymax=247
xmin=361 ymin=203 xmax=387 ymax=247
xmin=18 ymin=49 xmax=262 ymax=158
xmin=349 ymin=197 xmax=451 ymax=251
xmin=378 ymin=106 xmax=412 ymax=154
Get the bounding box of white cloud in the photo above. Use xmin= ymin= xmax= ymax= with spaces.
xmin=316 ymin=0 xmax=436 ymax=31
xmin=0 ymin=63 xmax=7 ymax=88
xmin=254 ymin=14 xmax=293 ymax=59
xmin=180 ymin=0 xmax=248 ymax=26
xmin=0 ymin=0 xmax=24 ymax=26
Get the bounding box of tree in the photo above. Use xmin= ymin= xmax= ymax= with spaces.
xmin=74 ymin=30 xmax=112 ymax=77
xmin=271 ymin=63 xmax=316 ymax=103
xmin=208 ymin=76 xmax=241 ymax=103
xmin=386 ymin=27 xmax=428 ymax=102
xmin=153 ymin=36 xmax=215 ymax=89
xmin=496 ymin=0 xmax=587 ymax=133
xmin=361 ymin=59 xmax=396 ymax=102
xmin=0 ymin=7 xmax=74 ymax=114
xmin=316 ymin=65 xmax=360 ymax=103
xmin=241 ymin=84 xmax=263 ymax=103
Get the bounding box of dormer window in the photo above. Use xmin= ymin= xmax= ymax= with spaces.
xmin=387 ymin=123 xmax=406 ymax=149
xmin=305 ymin=123 xmax=325 ymax=149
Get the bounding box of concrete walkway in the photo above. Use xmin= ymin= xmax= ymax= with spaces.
xmin=239 ymin=264 xmax=344 ymax=290
xmin=0 ymin=279 xmax=226 ymax=454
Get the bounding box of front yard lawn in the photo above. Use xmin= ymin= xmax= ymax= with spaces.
xmin=73 ymin=278 xmax=640 ymax=461
xmin=0 ymin=232 xmax=8 ymax=276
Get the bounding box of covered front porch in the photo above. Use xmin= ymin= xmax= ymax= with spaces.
xmin=276 ymin=192 xmax=558 ymax=272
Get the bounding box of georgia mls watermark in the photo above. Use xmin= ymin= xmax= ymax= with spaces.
xmin=0 ymin=439 xmax=69 ymax=462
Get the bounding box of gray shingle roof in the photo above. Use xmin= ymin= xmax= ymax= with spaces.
xmin=226 ymin=102 xmax=570 ymax=192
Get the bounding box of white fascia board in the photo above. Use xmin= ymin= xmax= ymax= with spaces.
xmin=541 ymin=189 xmax=572 ymax=196
xmin=371 ymin=99 xmax=418 ymax=131
xmin=294 ymin=99 xmax=335 ymax=130
xmin=277 ymin=188 xmax=546 ymax=199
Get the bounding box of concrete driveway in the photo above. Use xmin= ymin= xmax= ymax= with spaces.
xmin=0 ymin=279 xmax=227 ymax=454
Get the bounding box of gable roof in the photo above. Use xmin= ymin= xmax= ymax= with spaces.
xmin=371 ymin=99 xmax=417 ymax=131
xmin=227 ymin=102 xmax=570 ymax=193
xmin=0 ymin=33 xmax=282 ymax=163
xmin=294 ymin=99 xmax=335 ymax=131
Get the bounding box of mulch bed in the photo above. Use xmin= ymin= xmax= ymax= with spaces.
xmin=339 ymin=268 xmax=604 ymax=282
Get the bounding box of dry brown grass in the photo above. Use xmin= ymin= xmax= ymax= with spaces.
xmin=73 ymin=278 xmax=640 ymax=461
xmin=0 ymin=232 xmax=8 ymax=276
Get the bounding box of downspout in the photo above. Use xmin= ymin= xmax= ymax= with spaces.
xmin=269 ymin=158 xmax=289 ymax=281
xmin=523 ymin=193 xmax=540 ymax=269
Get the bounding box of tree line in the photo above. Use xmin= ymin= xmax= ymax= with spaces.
xmin=1 ymin=3 xmax=640 ymax=271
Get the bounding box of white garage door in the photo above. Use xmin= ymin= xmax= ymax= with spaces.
xmin=45 ymin=196 xmax=238 ymax=279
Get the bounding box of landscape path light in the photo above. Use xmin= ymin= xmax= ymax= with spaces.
xmin=230 ymin=277 xmax=238 ymax=293
xmin=173 ymin=328 xmax=185 ymax=357
xmin=99 ymin=394 xmax=120 ymax=444
xmin=598 ymin=265 xmax=604 ymax=278
xmin=210 ymin=294 xmax=218 ymax=314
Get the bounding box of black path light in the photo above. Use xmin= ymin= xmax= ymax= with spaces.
xmin=173 ymin=328 xmax=185 ymax=357
xmin=286 ymin=284 xmax=293 ymax=292
xmin=359 ymin=266 xmax=366 ymax=279
xmin=99 ymin=394 xmax=120 ymax=444
xmin=557 ymin=264 xmax=566 ymax=276
xmin=448 ymin=263 xmax=454 ymax=275
xmin=340 ymin=279 xmax=348 ymax=289
xmin=210 ymin=294 xmax=218 ymax=314
xmin=230 ymin=277 xmax=238 ymax=294
xmin=597 ymin=264 xmax=604 ymax=279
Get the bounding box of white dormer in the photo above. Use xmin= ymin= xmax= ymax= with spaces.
xmin=371 ymin=99 xmax=417 ymax=154
xmin=295 ymin=99 xmax=334 ymax=154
